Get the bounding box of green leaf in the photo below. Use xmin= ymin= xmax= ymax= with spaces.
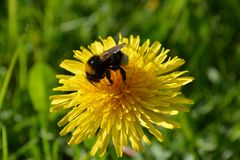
xmin=84 ymin=135 xmax=96 ymax=149
xmin=28 ymin=62 xmax=56 ymax=112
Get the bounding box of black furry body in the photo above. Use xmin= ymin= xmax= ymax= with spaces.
xmin=85 ymin=44 xmax=127 ymax=85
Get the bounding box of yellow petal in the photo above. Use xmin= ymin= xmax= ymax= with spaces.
xmin=60 ymin=60 xmax=84 ymax=75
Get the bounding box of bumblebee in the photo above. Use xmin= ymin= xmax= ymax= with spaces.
xmin=85 ymin=43 xmax=128 ymax=85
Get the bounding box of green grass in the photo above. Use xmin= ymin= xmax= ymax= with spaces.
xmin=1 ymin=0 xmax=240 ymax=159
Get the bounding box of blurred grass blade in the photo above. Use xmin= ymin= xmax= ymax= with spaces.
xmin=9 ymin=138 xmax=39 ymax=160
xmin=0 ymin=49 xmax=18 ymax=111
xmin=19 ymin=42 xmax=27 ymax=89
xmin=179 ymin=113 xmax=193 ymax=141
xmin=8 ymin=0 xmax=18 ymax=44
xmin=52 ymin=140 xmax=59 ymax=160
xmin=39 ymin=113 xmax=52 ymax=160
xmin=1 ymin=125 xmax=8 ymax=160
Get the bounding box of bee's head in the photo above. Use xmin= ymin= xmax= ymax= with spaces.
xmin=87 ymin=56 xmax=101 ymax=68
xmin=85 ymin=55 xmax=101 ymax=75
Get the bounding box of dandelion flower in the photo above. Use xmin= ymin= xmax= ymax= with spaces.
xmin=50 ymin=35 xmax=194 ymax=157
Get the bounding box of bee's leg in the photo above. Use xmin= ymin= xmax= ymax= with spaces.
xmin=109 ymin=66 xmax=126 ymax=84
xmin=109 ymin=66 xmax=118 ymax=71
xmin=119 ymin=67 xmax=126 ymax=83
xmin=105 ymin=69 xmax=113 ymax=85
xmin=90 ymin=81 xmax=97 ymax=86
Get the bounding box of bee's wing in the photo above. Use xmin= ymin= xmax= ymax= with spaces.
xmin=101 ymin=43 xmax=126 ymax=61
